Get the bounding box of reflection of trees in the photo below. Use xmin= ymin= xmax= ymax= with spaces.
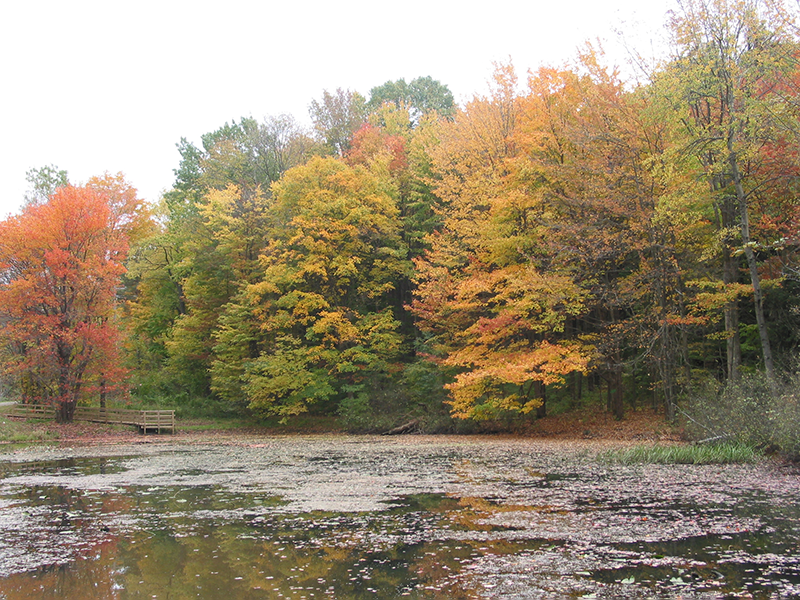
xmin=0 ymin=538 xmax=120 ymax=599
xmin=1 ymin=487 xmax=489 ymax=598
xmin=110 ymin=508 xmax=483 ymax=598
xmin=0 ymin=484 xmax=131 ymax=599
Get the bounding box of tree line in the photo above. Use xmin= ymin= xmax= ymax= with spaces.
xmin=2 ymin=0 xmax=799 ymax=429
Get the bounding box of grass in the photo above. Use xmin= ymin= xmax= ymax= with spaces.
xmin=600 ymin=442 xmax=761 ymax=465
xmin=179 ymin=418 xmax=253 ymax=432
xmin=0 ymin=418 xmax=59 ymax=444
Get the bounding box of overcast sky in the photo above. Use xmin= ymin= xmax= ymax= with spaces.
xmin=0 ymin=0 xmax=673 ymax=218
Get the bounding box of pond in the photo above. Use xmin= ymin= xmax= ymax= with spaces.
xmin=0 ymin=435 xmax=798 ymax=599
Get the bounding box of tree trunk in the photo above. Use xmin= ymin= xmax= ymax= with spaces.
xmin=723 ymin=243 xmax=742 ymax=381
xmin=714 ymin=176 xmax=742 ymax=382
xmin=535 ymin=381 xmax=547 ymax=419
xmin=728 ymin=143 xmax=776 ymax=386
xmin=571 ymin=372 xmax=582 ymax=407
xmin=55 ymin=343 xmax=78 ymax=423
xmin=611 ymin=363 xmax=624 ymax=421
xmin=56 ymin=399 xmax=76 ymax=423
xmin=99 ymin=377 xmax=107 ymax=409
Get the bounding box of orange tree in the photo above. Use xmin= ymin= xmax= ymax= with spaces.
xmin=0 ymin=183 xmax=141 ymax=422
xmin=411 ymin=65 xmax=591 ymax=421
xmin=510 ymin=59 xmax=705 ymax=419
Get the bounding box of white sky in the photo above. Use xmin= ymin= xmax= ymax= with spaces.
xmin=0 ymin=0 xmax=673 ymax=218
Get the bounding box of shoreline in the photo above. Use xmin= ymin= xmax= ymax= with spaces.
xmin=0 ymin=407 xmax=682 ymax=450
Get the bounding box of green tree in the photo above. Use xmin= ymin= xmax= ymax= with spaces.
xmin=663 ymin=0 xmax=800 ymax=384
xmin=125 ymin=116 xmax=313 ymax=400
xmin=368 ymin=76 xmax=456 ymax=124
xmin=309 ymin=88 xmax=368 ymax=156
xmin=211 ymin=156 xmax=410 ymax=419
xmin=24 ymin=164 xmax=69 ymax=208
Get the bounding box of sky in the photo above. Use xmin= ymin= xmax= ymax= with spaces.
xmin=0 ymin=0 xmax=674 ymax=218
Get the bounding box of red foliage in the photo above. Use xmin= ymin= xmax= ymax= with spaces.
xmin=346 ymin=123 xmax=408 ymax=174
xmin=0 ymin=182 xmax=140 ymax=419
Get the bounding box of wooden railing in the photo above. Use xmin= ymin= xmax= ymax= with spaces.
xmin=3 ymin=405 xmax=51 ymax=419
xmin=3 ymin=405 xmax=175 ymax=433
xmin=139 ymin=410 xmax=176 ymax=434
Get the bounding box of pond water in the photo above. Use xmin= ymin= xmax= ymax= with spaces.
xmin=0 ymin=436 xmax=798 ymax=599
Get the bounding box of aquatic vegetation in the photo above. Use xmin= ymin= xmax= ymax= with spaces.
xmin=599 ymin=442 xmax=762 ymax=465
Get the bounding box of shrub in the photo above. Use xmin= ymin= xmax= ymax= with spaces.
xmin=679 ymin=366 xmax=800 ymax=459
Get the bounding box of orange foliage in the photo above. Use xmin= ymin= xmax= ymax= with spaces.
xmin=0 ymin=182 xmax=141 ymax=419
xmin=411 ymin=66 xmax=593 ymax=419
xmin=347 ymin=123 xmax=408 ymax=174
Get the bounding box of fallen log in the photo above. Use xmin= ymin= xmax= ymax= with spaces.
xmin=382 ymin=418 xmax=421 ymax=436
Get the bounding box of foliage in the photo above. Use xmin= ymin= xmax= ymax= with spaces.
xmin=210 ymin=156 xmax=410 ymax=419
xmin=660 ymin=0 xmax=800 ymax=384
xmin=24 ymin=164 xmax=69 ymax=208
xmin=309 ymin=88 xmax=368 ymax=156
xmin=368 ymin=76 xmax=456 ymax=124
xmin=0 ymin=179 xmax=144 ymax=422
xmin=124 ymin=116 xmax=313 ymax=400
xmin=679 ymin=364 xmax=800 ymax=458
xmin=411 ymin=64 xmax=603 ymax=420
xmin=100 ymin=0 xmax=800 ymax=431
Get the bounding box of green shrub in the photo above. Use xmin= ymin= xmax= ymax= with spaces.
xmin=337 ymin=392 xmax=378 ymax=432
xmin=129 ymin=390 xmax=240 ymax=420
xmin=679 ymin=366 xmax=800 ymax=459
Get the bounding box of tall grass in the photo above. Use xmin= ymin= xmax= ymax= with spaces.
xmin=0 ymin=419 xmax=58 ymax=443
xmin=600 ymin=442 xmax=760 ymax=465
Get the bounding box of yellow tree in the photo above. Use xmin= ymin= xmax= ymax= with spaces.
xmin=663 ymin=0 xmax=800 ymax=384
xmin=510 ymin=58 xmax=704 ymax=419
xmin=211 ymin=156 xmax=410 ymax=418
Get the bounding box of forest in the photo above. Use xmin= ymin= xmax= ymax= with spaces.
xmin=1 ymin=0 xmax=799 ymax=445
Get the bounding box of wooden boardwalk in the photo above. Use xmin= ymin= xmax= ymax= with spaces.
xmin=3 ymin=405 xmax=175 ymax=433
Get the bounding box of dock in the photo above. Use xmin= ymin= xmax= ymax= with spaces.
xmin=3 ymin=405 xmax=175 ymax=433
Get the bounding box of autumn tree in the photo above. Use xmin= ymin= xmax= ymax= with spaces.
xmin=24 ymin=164 xmax=69 ymax=208
xmin=309 ymin=88 xmax=368 ymax=156
xmin=663 ymin=0 xmax=800 ymax=384
xmin=125 ymin=116 xmax=313 ymax=400
xmin=0 ymin=181 xmax=142 ymax=422
xmin=368 ymin=76 xmax=456 ymax=124
xmin=210 ymin=156 xmax=410 ymax=419
xmin=412 ymin=64 xmax=592 ymax=421
xmin=351 ymin=98 xmax=451 ymax=258
xmin=508 ymin=56 xmax=710 ymax=419
xmin=85 ymin=173 xmax=151 ymax=407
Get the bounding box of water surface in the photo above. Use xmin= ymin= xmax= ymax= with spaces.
xmin=0 ymin=436 xmax=798 ymax=598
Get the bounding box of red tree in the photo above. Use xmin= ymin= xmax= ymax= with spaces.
xmin=0 ymin=183 xmax=138 ymax=422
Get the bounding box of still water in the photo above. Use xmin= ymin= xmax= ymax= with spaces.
xmin=0 ymin=436 xmax=798 ymax=599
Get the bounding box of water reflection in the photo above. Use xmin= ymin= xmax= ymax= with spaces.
xmin=0 ymin=489 xmax=483 ymax=599
xmin=0 ymin=439 xmax=798 ymax=598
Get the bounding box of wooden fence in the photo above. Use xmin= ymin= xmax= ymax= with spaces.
xmin=3 ymin=405 xmax=175 ymax=433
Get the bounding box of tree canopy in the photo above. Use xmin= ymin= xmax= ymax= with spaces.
xmin=4 ymin=6 xmax=800 ymax=433
xmin=0 ymin=178 xmax=145 ymax=421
